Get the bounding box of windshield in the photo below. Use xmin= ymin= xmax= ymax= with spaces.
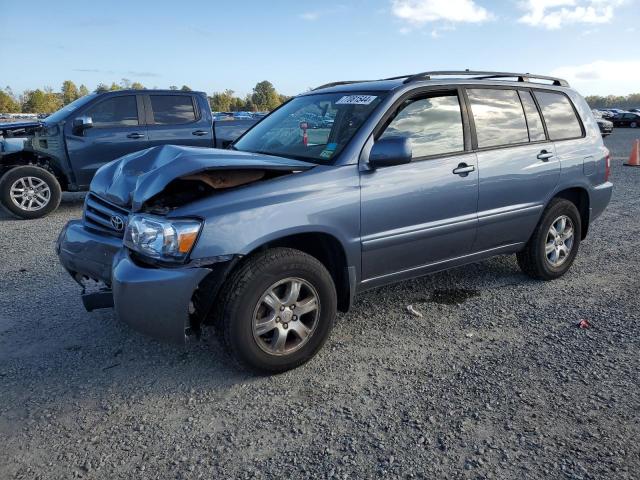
xmin=233 ymin=92 xmax=385 ymax=163
xmin=44 ymin=93 xmax=98 ymax=123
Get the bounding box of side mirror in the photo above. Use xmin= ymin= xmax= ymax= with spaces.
xmin=368 ymin=136 xmax=412 ymax=168
xmin=72 ymin=116 xmax=93 ymax=134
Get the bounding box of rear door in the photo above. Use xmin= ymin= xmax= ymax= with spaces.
xmin=468 ymin=87 xmax=560 ymax=251
xmin=144 ymin=93 xmax=213 ymax=148
xmin=65 ymin=93 xmax=148 ymax=188
xmin=360 ymin=89 xmax=479 ymax=282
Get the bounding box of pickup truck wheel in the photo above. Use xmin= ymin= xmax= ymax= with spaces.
xmin=517 ymin=199 xmax=581 ymax=280
xmin=217 ymin=248 xmax=337 ymax=373
xmin=0 ymin=166 xmax=62 ymax=219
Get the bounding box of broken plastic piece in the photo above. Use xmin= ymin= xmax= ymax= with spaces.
xmin=577 ymin=319 xmax=591 ymax=329
xmin=406 ymin=305 xmax=423 ymax=318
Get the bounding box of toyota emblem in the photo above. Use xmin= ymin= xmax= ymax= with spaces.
xmin=110 ymin=215 xmax=125 ymax=231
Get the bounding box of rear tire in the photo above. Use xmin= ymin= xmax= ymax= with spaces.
xmin=0 ymin=166 xmax=62 ymax=219
xmin=217 ymin=248 xmax=337 ymax=373
xmin=517 ymin=199 xmax=581 ymax=280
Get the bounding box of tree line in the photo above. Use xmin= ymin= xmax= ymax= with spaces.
xmin=584 ymin=93 xmax=640 ymax=110
xmin=0 ymin=79 xmax=290 ymax=114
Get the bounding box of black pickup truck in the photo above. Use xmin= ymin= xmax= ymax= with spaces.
xmin=0 ymin=90 xmax=256 ymax=218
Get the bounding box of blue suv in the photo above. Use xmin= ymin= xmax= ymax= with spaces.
xmin=57 ymin=71 xmax=613 ymax=372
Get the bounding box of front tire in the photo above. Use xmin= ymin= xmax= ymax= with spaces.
xmin=0 ymin=166 xmax=62 ymax=219
xmin=217 ymin=248 xmax=337 ymax=373
xmin=517 ymin=199 xmax=581 ymax=280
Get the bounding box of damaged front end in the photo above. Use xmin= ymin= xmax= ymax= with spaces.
xmin=58 ymin=144 xmax=315 ymax=344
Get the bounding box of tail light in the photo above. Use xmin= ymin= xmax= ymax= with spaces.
xmin=604 ymin=149 xmax=611 ymax=182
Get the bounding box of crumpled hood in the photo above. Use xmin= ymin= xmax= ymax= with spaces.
xmin=90 ymin=144 xmax=315 ymax=211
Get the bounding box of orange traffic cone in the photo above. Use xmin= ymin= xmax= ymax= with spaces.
xmin=624 ymin=139 xmax=640 ymax=167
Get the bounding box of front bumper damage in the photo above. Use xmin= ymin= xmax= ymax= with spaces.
xmin=57 ymin=220 xmax=222 ymax=344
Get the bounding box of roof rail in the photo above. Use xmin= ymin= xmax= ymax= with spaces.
xmin=311 ymin=80 xmax=371 ymax=91
xmin=402 ymin=70 xmax=569 ymax=87
xmin=312 ymin=70 xmax=569 ymax=91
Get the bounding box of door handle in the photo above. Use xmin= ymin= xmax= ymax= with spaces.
xmin=126 ymin=132 xmax=145 ymax=139
xmin=537 ymin=150 xmax=554 ymax=161
xmin=192 ymin=130 xmax=209 ymax=136
xmin=452 ymin=163 xmax=475 ymax=176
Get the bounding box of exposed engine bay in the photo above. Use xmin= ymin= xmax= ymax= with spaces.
xmin=143 ymin=168 xmax=300 ymax=213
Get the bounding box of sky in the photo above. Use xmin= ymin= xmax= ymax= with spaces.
xmin=2 ymin=0 xmax=639 ymax=97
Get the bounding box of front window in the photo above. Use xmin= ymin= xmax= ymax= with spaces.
xmin=233 ymin=92 xmax=385 ymax=163
xmin=44 ymin=93 xmax=97 ymax=123
xmin=85 ymin=96 xmax=139 ymax=127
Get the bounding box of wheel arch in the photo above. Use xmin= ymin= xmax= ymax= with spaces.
xmin=552 ymin=186 xmax=590 ymax=239
xmin=1 ymin=152 xmax=68 ymax=190
xmin=244 ymin=231 xmax=353 ymax=313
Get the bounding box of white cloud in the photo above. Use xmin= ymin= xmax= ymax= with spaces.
xmin=299 ymin=12 xmax=320 ymax=21
xmin=550 ymin=60 xmax=640 ymax=94
xmin=519 ymin=0 xmax=628 ymax=29
xmin=299 ymin=5 xmax=348 ymax=21
xmin=391 ymin=0 xmax=493 ymax=25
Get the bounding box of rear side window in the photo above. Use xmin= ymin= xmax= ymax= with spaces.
xmin=150 ymin=95 xmax=197 ymax=125
xmin=85 ymin=96 xmax=138 ymax=127
xmin=518 ymin=91 xmax=546 ymax=142
xmin=534 ymin=91 xmax=582 ymax=140
xmin=467 ymin=89 xmax=528 ymax=148
xmin=379 ymin=94 xmax=464 ymax=158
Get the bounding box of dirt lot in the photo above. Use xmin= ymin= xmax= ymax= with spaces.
xmin=1 ymin=129 xmax=639 ymax=479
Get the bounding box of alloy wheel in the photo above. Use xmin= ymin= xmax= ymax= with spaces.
xmin=9 ymin=176 xmax=51 ymax=211
xmin=545 ymin=215 xmax=575 ymax=267
xmin=252 ymin=277 xmax=320 ymax=356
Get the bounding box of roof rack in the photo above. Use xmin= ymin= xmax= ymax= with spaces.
xmin=312 ymin=70 xmax=569 ymax=91
xmin=311 ymin=80 xmax=371 ymax=91
xmin=400 ymin=70 xmax=569 ymax=87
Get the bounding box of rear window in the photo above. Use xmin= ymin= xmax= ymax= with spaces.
xmin=534 ymin=91 xmax=582 ymax=141
xmin=150 ymin=95 xmax=197 ymax=125
xmin=467 ymin=89 xmax=529 ymax=148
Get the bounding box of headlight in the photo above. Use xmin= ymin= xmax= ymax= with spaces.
xmin=123 ymin=214 xmax=202 ymax=263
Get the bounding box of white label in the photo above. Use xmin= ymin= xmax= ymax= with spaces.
xmin=335 ymin=95 xmax=377 ymax=105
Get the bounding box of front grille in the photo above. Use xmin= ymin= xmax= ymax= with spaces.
xmin=84 ymin=193 xmax=129 ymax=237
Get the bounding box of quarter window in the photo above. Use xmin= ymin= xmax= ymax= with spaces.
xmin=534 ymin=91 xmax=582 ymax=141
xmin=85 ymin=96 xmax=138 ymax=127
xmin=150 ymin=95 xmax=197 ymax=125
xmin=379 ymin=94 xmax=464 ymax=158
xmin=467 ymin=89 xmax=528 ymax=148
xmin=519 ymin=91 xmax=546 ymax=142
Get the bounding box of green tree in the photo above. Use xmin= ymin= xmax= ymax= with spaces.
xmin=0 ymin=89 xmax=20 ymax=112
xmin=109 ymin=82 xmax=121 ymax=91
xmin=278 ymin=93 xmax=292 ymax=105
xmin=209 ymin=89 xmax=235 ymax=112
xmin=169 ymin=85 xmax=178 ymax=90
xmin=251 ymin=80 xmax=280 ymax=111
xmin=95 ymin=83 xmax=110 ymax=93
xmin=61 ymin=80 xmax=80 ymax=105
xmin=22 ymin=88 xmax=62 ymax=113
xmin=78 ymin=84 xmax=90 ymax=97
xmin=130 ymin=82 xmax=145 ymax=90
xmin=180 ymin=85 xmax=192 ymax=91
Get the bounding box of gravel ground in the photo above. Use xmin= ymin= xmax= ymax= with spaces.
xmin=1 ymin=129 xmax=639 ymax=479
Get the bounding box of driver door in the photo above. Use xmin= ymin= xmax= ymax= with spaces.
xmin=65 ymin=94 xmax=147 ymax=188
xmin=360 ymin=90 xmax=479 ymax=283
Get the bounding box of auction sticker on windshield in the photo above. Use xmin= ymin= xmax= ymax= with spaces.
xmin=336 ymin=95 xmax=377 ymax=105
